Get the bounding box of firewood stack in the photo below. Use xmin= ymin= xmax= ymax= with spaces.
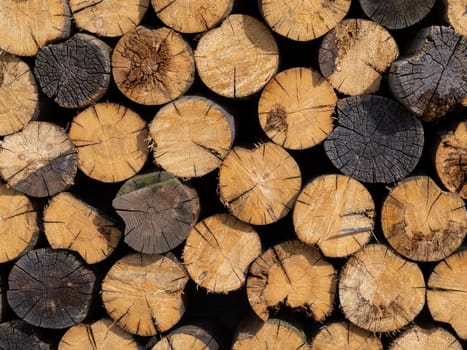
xmin=0 ymin=0 xmax=465 ymax=349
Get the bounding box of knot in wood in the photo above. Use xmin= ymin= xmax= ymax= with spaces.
xmin=264 ymin=105 xmax=288 ymax=134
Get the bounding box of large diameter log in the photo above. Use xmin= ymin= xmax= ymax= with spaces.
xmin=218 ymin=142 xmax=301 ymax=225
xmin=149 ymin=96 xmax=236 ymax=178
xmin=0 ymin=320 xmax=50 ymax=350
xmin=152 ymin=0 xmax=234 ymax=33
xmin=0 ymin=184 xmax=39 ymax=263
xmin=69 ymin=0 xmax=149 ymax=37
xmin=0 ymin=121 xmax=78 ymax=197
xmin=358 ymin=0 xmax=436 ymax=29
xmin=113 ymin=171 xmax=200 ymax=254
xmin=247 ymin=240 xmax=336 ymax=322
xmin=112 ymin=26 xmax=194 ymax=105
xmin=427 ymin=250 xmax=467 ymax=339
xmin=443 ymin=0 xmax=467 ymax=36
xmin=7 ymin=248 xmax=96 ymax=329
xmin=259 ymin=0 xmax=351 ymax=41
xmin=43 ymin=192 xmax=122 ymax=264
xmin=318 ymin=19 xmax=399 ymax=96
xmin=195 ymin=14 xmax=279 ymax=98
xmin=389 ymin=26 xmax=467 ymax=122
xmin=310 ymin=321 xmax=383 ymax=350
xmin=59 ymin=318 xmax=138 ymax=350
xmin=183 ymin=213 xmax=261 ymax=293
xmin=151 ymin=325 xmax=222 ymax=350
xmin=324 ymin=95 xmax=424 ymax=183
xmin=0 ymin=52 xmax=39 ymax=136
xmin=101 ymin=253 xmax=189 ymax=337
xmin=389 ymin=326 xmax=463 ymax=350
xmin=339 ymin=244 xmax=426 ymax=332
xmin=69 ymin=102 xmax=148 ymax=183
xmin=381 ymin=176 xmax=466 ymax=262
xmin=34 ymin=33 xmax=111 ymax=109
xmin=0 ymin=0 xmax=71 ymax=56
xmin=258 ymin=67 xmax=336 ymax=150
xmin=293 ymin=174 xmax=375 ymax=258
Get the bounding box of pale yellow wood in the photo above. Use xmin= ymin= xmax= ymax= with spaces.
xmin=0 ymin=184 xmax=38 ymax=263
xmin=43 ymin=192 xmax=122 ymax=264
xmin=183 ymin=213 xmax=261 ymax=293
xmin=339 ymin=244 xmax=426 ymax=332
xmin=443 ymin=0 xmax=467 ymax=36
xmin=149 ymin=96 xmax=235 ymax=178
xmin=258 ymin=67 xmax=336 ymax=150
xmin=293 ymin=174 xmax=375 ymax=258
xmin=427 ymin=250 xmax=467 ymax=339
xmin=260 ymin=0 xmax=351 ymax=41
xmin=101 ymin=253 xmax=188 ymax=336
xmin=0 ymin=0 xmax=71 ymax=56
xmin=69 ymin=102 xmax=148 ymax=183
xmin=247 ymin=240 xmax=336 ymax=321
xmin=70 ymin=0 xmax=149 ymax=37
xmin=319 ymin=19 xmax=399 ymax=95
xmin=112 ymin=26 xmax=194 ymax=105
xmin=218 ymin=142 xmax=301 ymax=225
xmin=381 ymin=176 xmax=466 ymax=261
xmin=152 ymin=325 xmax=218 ymax=350
xmin=195 ymin=14 xmax=279 ymax=98
xmin=389 ymin=326 xmax=462 ymax=350
xmin=152 ymin=0 xmax=234 ymax=33
xmin=310 ymin=321 xmax=383 ymax=350
xmin=59 ymin=318 xmax=138 ymax=350
xmin=0 ymin=52 xmax=38 ymax=136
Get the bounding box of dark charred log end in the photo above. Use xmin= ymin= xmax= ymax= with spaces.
xmin=318 ymin=30 xmax=338 ymax=78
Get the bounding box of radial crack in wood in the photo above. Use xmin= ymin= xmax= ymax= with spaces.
xmin=0 ymin=320 xmax=50 ymax=350
xmin=389 ymin=325 xmax=463 ymax=350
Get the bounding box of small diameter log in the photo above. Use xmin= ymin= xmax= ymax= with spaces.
xmin=389 ymin=326 xmax=463 ymax=350
xmin=0 ymin=184 xmax=39 ymax=263
xmin=152 ymin=325 xmax=221 ymax=350
xmin=112 ymin=26 xmax=194 ymax=105
xmin=318 ymin=18 xmax=398 ymax=96
xmin=389 ymin=26 xmax=467 ymax=122
xmin=101 ymin=253 xmax=189 ymax=337
xmin=152 ymin=0 xmax=234 ymax=33
xmin=232 ymin=318 xmax=309 ymax=350
xmin=293 ymin=174 xmax=375 ymax=258
xmin=358 ymin=0 xmax=436 ymax=29
xmin=258 ymin=67 xmax=336 ymax=150
xmin=195 ymin=14 xmax=279 ymax=98
xmin=218 ymin=142 xmax=301 ymax=225
xmin=381 ymin=176 xmax=467 ymax=262
xmin=0 ymin=0 xmax=71 ymax=56
xmin=443 ymin=0 xmax=467 ymax=36
xmin=434 ymin=119 xmax=466 ymax=199
xmin=59 ymin=318 xmax=138 ymax=350
xmin=113 ymin=171 xmax=200 ymax=254
xmin=183 ymin=213 xmax=262 ymax=293
xmin=339 ymin=244 xmax=426 ymax=333
xmin=247 ymin=240 xmax=336 ymax=321
xmin=149 ymin=96 xmax=236 ymax=178
xmin=0 ymin=52 xmax=39 ymax=136
xmin=34 ymin=33 xmax=111 ymax=109
xmin=0 ymin=121 xmax=78 ymax=197
xmin=7 ymin=248 xmax=96 ymax=329
xmin=324 ymin=95 xmax=424 ymax=184
xmin=43 ymin=192 xmax=122 ymax=264
xmin=69 ymin=103 xmax=148 ymax=183
xmin=310 ymin=321 xmax=383 ymax=350
xmin=427 ymin=250 xmax=467 ymax=339
xmin=0 ymin=320 xmax=50 ymax=350
xmin=69 ymin=0 xmax=149 ymax=37
xmin=259 ymin=0 xmax=351 ymax=41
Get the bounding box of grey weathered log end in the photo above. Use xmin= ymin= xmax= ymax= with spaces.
xmin=0 ymin=320 xmax=50 ymax=350
xmin=324 ymin=95 xmax=424 ymax=183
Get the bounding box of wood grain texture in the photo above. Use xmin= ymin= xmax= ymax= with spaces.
xmin=389 ymin=326 xmax=462 ymax=350
xmin=0 ymin=320 xmax=50 ymax=350
xmin=443 ymin=0 xmax=467 ymax=36
xmin=152 ymin=325 xmax=220 ymax=350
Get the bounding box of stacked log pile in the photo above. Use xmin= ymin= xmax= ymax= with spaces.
xmin=0 ymin=0 xmax=465 ymax=349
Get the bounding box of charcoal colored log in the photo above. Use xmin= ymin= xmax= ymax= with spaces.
xmin=7 ymin=248 xmax=96 ymax=329
xmin=389 ymin=26 xmax=467 ymax=121
xmin=323 ymin=95 xmax=424 ymax=183
xmin=34 ymin=33 xmax=111 ymax=109
xmin=113 ymin=171 xmax=200 ymax=254
xmin=389 ymin=326 xmax=462 ymax=350
xmin=358 ymin=0 xmax=436 ymax=29
xmin=0 ymin=121 xmax=78 ymax=197
xmin=0 ymin=320 xmax=50 ymax=350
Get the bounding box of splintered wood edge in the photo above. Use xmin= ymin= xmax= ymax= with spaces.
xmin=389 ymin=325 xmax=463 ymax=350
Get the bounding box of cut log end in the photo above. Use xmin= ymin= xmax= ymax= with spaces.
xmin=0 ymin=320 xmax=51 ymax=350
xmin=443 ymin=0 xmax=467 ymax=36
xmin=152 ymin=325 xmax=220 ymax=350
xmin=389 ymin=326 xmax=463 ymax=350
